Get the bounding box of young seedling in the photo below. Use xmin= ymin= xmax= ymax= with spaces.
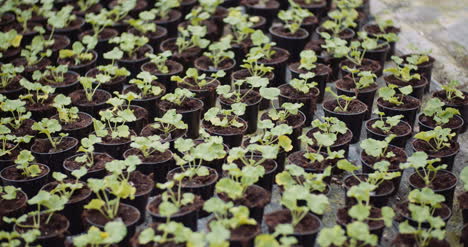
xmin=384 ymin=56 xmax=421 ymax=82
xmin=298 ymin=50 xmax=318 ymax=71
xmin=0 ymin=29 xmax=22 ymax=57
xmin=175 ymin=25 xmax=210 ymax=54
xmin=248 ymin=120 xmax=293 ymax=153
xmin=377 ymin=84 xmax=413 ymax=106
xmin=0 ymin=125 xmax=32 ymax=158
xmin=130 ymin=135 xmax=169 ymax=158
xmin=0 ymin=229 xmax=40 ymax=247
xmin=281 ymin=184 xmax=329 ymax=224
xmin=32 ymin=118 xmax=68 ymax=150
xmin=47 ymin=168 xmax=87 ymax=201
xmin=413 ymin=126 xmax=456 ymax=152
xmin=421 ymin=98 xmax=460 ymax=126
xmin=217 ymin=76 xmax=269 ymax=104
xmin=74 ymin=134 xmax=102 ymax=168
xmin=32 ymin=65 xmax=68 ymax=85
xmin=145 ymin=51 xmax=172 ymax=74
xmin=223 ymin=7 xmax=255 ymax=45
xmin=317 ymin=222 xmax=378 ymax=247
xmin=321 ymin=8 xmax=358 ymax=36
xmin=84 ymin=9 xmax=113 ymax=39
xmin=161 ymin=88 xmax=195 ymax=106
xmin=13 ymin=150 xmax=42 ymax=178
xmin=47 ymin=5 xmax=76 ymax=39
xmin=204 ymin=198 xmax=257 ymax=233
xmin=203 ymin=36 xmax=235 ymax=69
xmin=79 ymin=76 xmax=106 ymax=102
xmin=240 ymin=54 xmax=274 ymax=78
xmin=203 ymin=103 xmax=246 ymax=128
xmin=299 ymin=132 xmax=345 ymax=164
xmin=0 ymin=63 xmax=24 ymax=89
xmin=400 ymin=152 xmax=447 ymax=186
xmin=248 ymin=30 xmax=276 ymax=60
xmin=266 ymin=102 xmax=303 ymax=125
xmin=440 ymin=80 xmax=464 ymax=101
xmin=127 ymin=10 xmax=157 ymax=35
xmin=59 ymin=41 xmax=94 ymax=65
xmin=325 ymin=87 xmax=357 ymax=112
xmin=288 ymin=72 xmax=318 ymax=95
xmin=371 ymin=110 xmax=404 ymax=134
xmin=109 ymin=32 xmax=149 ymax=59
xmin=341 ymin=67 xmax=377 ymax=90
xmin=137 ymin=222 xmax=203 ymax=246
xmin=156 ymin=175 xmax=196 ymax=217
xmin=0 ymin=99 xmax=32 ymax=130
xmin=97 ymin=48 xmax=131 ymax=78
xmin=338 ymin=159 xmax=400 ymax=189
xmin=72 ymin=220 xmax=127 ymax=247
xmin=129 ymin=72 xmax=164 ymax=97
xmin=171 ymin=68 xmax=225 ymax=89
xmin=407 ymin=188 xmax=446 ymax=217
xmin=405 ymin=54 xmax=430 ymax=66
xmin=255 ymin=224 xmax=298 ymax=247
xmin=20 ymin=34 xmax=52 ymax=66
xmin=320 ymin=33 xmax=349 ymax=58
xmin=216 ymin=164 xmax=265 ymax=201
xmin=19 ymin=79 xmax=55 ymax=105
xmin=52 ymin=94 xmax=80 ymax=124
xmin=311 ymin=117 xmax=348 ymax=136
xmin=360 ymin=135 xmax=396 ymax=160
xmin=276 ymin=164 xmax=331 ymax=194
xmin=277 ymin=2 xmax=312 ymax=34
xmin=150 ymin=109 xmax=188 ymax=138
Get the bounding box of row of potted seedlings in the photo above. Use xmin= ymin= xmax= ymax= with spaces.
xmin=0 ymin=0 xmax=467 ymax=246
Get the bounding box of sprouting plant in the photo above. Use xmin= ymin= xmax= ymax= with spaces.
xmin=0 ymin=99 xmax=32 ymax=130
xmin=299 ymin=132 xmax=345 ymax=164
xmin=137 ymin=222 xmax=202 ymax=246
xmin=0 ymin=229 xmax=41 ymax=247
xmin=203 ymin=104 xmax=246 ymax=128
xmin=398 ymin=205 xmax=446 ymax=247
xmin=360 ymin=135 xmax=396 ymax=160
xmin=52 ymin=94 xmax=80 ymax=124
xmin=72 ymin=220 xmax=127 ymax=247
xmin=421 ymin=98 xmax=460 ymax=126
xmin=321 ymin=8 xmax=358 ymax=36
xmin=156 ymin=175 xmax=196 ymax=217
xmin=247 ymin=121 xmax=293 ymax=153
xmin=79 ymin=76 xmax=107 ymax=102
xmin=311 ymin=117 xmax=348 ymax=136
xmin=0 ymin=185 xmax=20 ymax=201
xmin=204 ymin=198 xmax=257 ymax=232
xmin=127 ymin=10 xmax=157 ymax=35
xmin=317 ymin=222 xmax=378 ymax=247
xmin=371 ymin=110 xmax=404 ymax=134
xmin=150 ymin=109 xmax=188 ymax=137
xmin=413 ymin=127 xmax=456 ymax=152
xmin=341 ymin=67 xmax=377 ymax=90
xmin=440 ymin=80 xmax=464 ymax=101
xmin=266 ymin=102 xmax=303 ymax=125
xmin=161 ymin=88 xmax=195 ymax=106
xmin=376 ymin=18 xmax=396 ymax=32
xmin=47 ymin=168 xmax=87 ymax=202
xmin=31 ymin=118 xmax=68 ymax=150
xmin=32 ymin=65 xmax=68 ymax=84
xmin=107 ymin=0 xmax=136 ymax=23
xmin=171 ymin=68 xmax=225 ymax=89
xmin=47 ymin=5 xmax=76 ymax=36
xmin=19 ymin=78 xmax=55 ymax=105
xmin=325 ymin=87 xmax=357 ymax=112
xmin=359 ymin=31 xmax=397 ymax=50
xmin=298 ymin=50 xmax=318 ymax=71
xmin=0 ymin=125 xmax=32 ymax=158
xmin=216 ymin=164 xmax=265 ymax=201
xmin=145 ymin=51 xmax=172 ymax=74
xmin=129 ymin=72 xmax=163 ymax=97
xmin=223 ymin=7 xmax=255 ymax=45
xmin=13 ymin=8 xmax=33 ymax=33
xmin=281 ymin=185 xmax=329 ymax=225
xmin=203 ymin=36 xmax=235 ymax=69
xmin=184 ymin=7 xmax=209 ymax=26
xmin=59 ymin=41 xmax=94 ymax=65
xmin=74 ymin=134 xmax=102 ymax=168
xmin=76 ymin=0 xmax=100 ymax=12
xmin=0 ymin=63 xmax=24 ymax=89
xmin=109 ymin=32 xmax=149 ymax=59
xmin=248 ymin=30 xmax=276 ymax=60
xmin=0 ymin=29 xmax=22 ymax=55
xmin=20 ymin=34 xmax=52 ymax=66
xmin=407 ymin=188 xmax=446 ymax=217
xmin=240 ymin=54 xmax=274 ymax=77
xmin=400 ymin=152 xmax=447 ymax=186
xmin=320 ymin=33 xmax=348 ymax=58
xmin=152 ymin=0 xmax=180 ymax=19
xmin=289 ymin=72 xmax=318 ymax=94
xmin=278 ymin=2 xmax=312 ymax=34
xmin=84 ymin=156 xmax=141 ymax=220
xmin=377 ymin=84 xmax=413 ymax=105
xmin=405 ymin=54 xmax=430 ymax=66
xmin=176 ymin=25 xmax=210 ymax=54
xmin=255 ymin=224 xmax=297 ymax=247
xmin=276 ymin=164 xmax=331 ymax=194
xmin=384 ymin=56 xmax=421 ymax=82
xmin=338 ymin=159 xmax=400 ymax=189
xmin=85 ymin=9 xmax=113 ymax=38
xmin=130 ymin=135 xmax=169 ymax=158
xmin=216 ymin=76 xmax=269 ymax=104
xmin=13 ymin=150 xmax=41 ymax=178
xmin=98 ymin=48 xmax=131 ymax=77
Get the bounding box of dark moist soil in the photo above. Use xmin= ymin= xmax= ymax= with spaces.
xmin=409 ymin=171 xmax=456 ymax=191
xmin=361 ymin=145 xmax=406 ymax=170
xmin=196 ymin=56 xmax=234 ymax=71
xmin=385 ymin=75 xmax=426 ymax=87
xmin=70 ymin=89 xmax=110 ymax=105
xmin=1 ymin=164 xmax=48 ymax=180
xmin=72 ymin=3 xmax=102 ymax=15
xmin=80 ymin=28 xmax=117 ymax=41
xmin=305 ymin=39 xmax=325 ymax=53
xmin=142 ymin=60 xmax=183 ymax=75
xmin=13 ymin=58 xmax=51 ymax=74
xmin=162 ymin=38 xmax=201 ymax=58
xmin=396 ymin=201 xmax=451 ymax=220
xmin=4 ymin=22 xmax=41 ymax=34
xmin=265 ymin=209 xmax=320 ymax=233
xmin=259 ymin=47 xmax=289 ymax=64
xmin=84 ymin=204 xmax=139 ymax=226
xmin=243 ymin=0 xmax=280 ymax=8
xmin=221 ymin=90 xmax=262 ymax=106
xmin=433 ymin=90 xmax=468 ymax=105
xmin=319 ymin=27 xmax=354 ymax=40
xmin=57 ymin=51 xmax=95 ymax=67
xmin=0 ymin=190 xmax=27 ymax=215
xmin=87 ymin=68 xmax=126 ymax=86
xmin=337 ymin=207 xmax=384 ymax=229
xmin=64 ymin=153 xmax=114 ymax=172
xmin=289 ymin=62 xmax=332 ymax=75
xmin=365 ymin=24 xmax=400 ymax=35
xmin=323 ymin=99 xmax=367 ymax=114
xmin=229 ymin=224 xmax=260 ymax=241
xmin=233 ymin=158 xmax=276 ymax=174
xmin=155 ymin=9 xmax=180 ymax=23
xmin=0 ymin=75 xmax=22 ymax=91
xmin=261 ymin=111 xmax=304 ymax=128
xmin=412 ymin=139 xmax=459 ymax=157
xmin=271 ymin=26 xmax=307 ymax=38
xmin=345 ymin=175 xmax=393 ymax=195
xmin=168 ymin=168 xmax=218 ymax=187
xmin=307 ymin=127 xmax=353 ymax=147
xmin=419 ymin=114 xmax=462 ymax=129
xmin=366 ymin=119 xmax=411 ymax=136
xmin=140 ymin=124 xmax=185 ymax=141
xmin=147 ymin=195 xmax=204 ymax=216
xmin=99 ymin=131 xmax=134 ymax=144
xmin=232 ymin=69 xmax=274 ymax=81
xmin=280 ymin=84 xmax=319 ymax=99
xmin=218 ymin=185 xmax=271 ymax=208
xmin=402 ymin=54 xmax=435 ymax=67
xmin=50 ymin=35 xmax=69 ymax=51
xmin=125 ymin=148 xmax=172 ymax=163
xmin=121 ymin=45 xmax=151 ymax=61
xmin=288 ymin=151 xmax=335 ymax=171
xmin=16 ymin=214 xmax=68 ymax=237
xmin=0 ymin=143 xmax=20 ymax=161
xmin=341 ymin=59 xmax=380 ymax=73
xmin=40 ymin=72 xmax=78 ymax=87
xmin=26 ymin=95 xmax=55 ymax=113
xmin=130 ymin=223 xmax=185 ymax=247
xmin=203 ymin=116 xmax=246 ymax=135
xmin=32 ymin=138 xmax=77 ymax=153
xmin=159 ymin=98 xmax=202 ymax=113
xmin=377 ymin=95 xmax=420 ymax=109
xmin=129 ymin=26 xmax=166 ymax=40
xmin=47 ymin=18 xmax=84 ymax=32
xmin=458 ymin=192 xmax=468 ymax=209
xmin=392 ymin=234 xmax=449 ymax=247
xmin=179 ymin=78 xmax=219 ymax=91
xmin=336 ymin=76 xmax=378 ymax=92
xmin=42 ymin=180 xmax=91 ymax=204
xmin=53 ymin=112 xmax=92 ymax=130
xmin=129 ymin=171 xmax=154 ymax=196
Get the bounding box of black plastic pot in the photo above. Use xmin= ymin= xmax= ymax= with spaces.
xmin=306 ymin=128 xmax=353 ymax=158
xmin=278 ymin=85 xmax=319 ymax=126
xmin=31 ymin=137 xmax=79 ymax=172
xmin=269 ymin=26 xmax=309 ymax=60
xmin=317 ymin=54 xmax=344 ymax=81
xmin=194 ymin=57 xmax=236 ymax=86
xmin=376 ymin=96 xmax=420 ymax=128
xmin=365 ymin=118 xmax=412 ymax=148
xmin=244 ymin=0 xmax=280 ymax=28
xmin=402 ymin=54 xmax=435 ymax=93
xmin=155 ymin=10 xmax=182 ymax=37
xmin=158 ymin=98 xmax=204 ymax=139
xmin=343 ymin=174 xmax=395 ymax=208
xmin=53 ymin=112 xmax=94 ymax=140
xmin=15 ymin=213 xmax=69 ymax=247
xmin=221 ymin=0 xmax=241 ymax=7
xmin=160 ymin=37 xmax=202 ymax=69
xmin=433 ymin=90 xmax=468 ymax=133
xmin=47 ymin=17 xmax=85 ymax=42
xmin=398 ymin=201 xmax=452 ymax=229
xmin=339 ymin=58 xmax=383 ymax=78
xmin=297 ymin=0 xmax=328 ymax=17
xmin=384 ymin=75 xmax=428 ymax=101
xmin=126 ymin=105 xmax=148 ymax=134
xmin=408 ymin=170 xmax=457 ymax=208
xmin=179 ymin=80 xmax=220 ymax=114
xmin=411 ymin=140 xmax=459 ymax=171
xmin=179 ymin=0 xmax=197 ymax=17
xmin=86 ymin=69 xmax=127 ymax=94
xmin=28 ymin=104 xmax=56 ymax=122
xmin=417 ymin=114 xmax=464 ymax=139
xmin=117 ymin=44 xmax=153 ymax=78
xmin=120 ymin=172 xmax=154 ymax=218
xmin=364 ymin=43 xmax=390 ymax=69
xmin=288 ymin=63 xmax=331 ymax=104
xmin=123 ymin=84 xmax=165 ymax=119
xmin=336 ymin=82 xmax=378 ymax=120
xmin=323 ymin=99 xmax=367 ymax=144
xmin=0 ymin=164 xmax=50 ymax=197
xmin=0 ymin=84 xmax=25 ymax=100
xmin=220 ymin=94 xmax=262 ymax=134
xmin=0 ymin=189 xmax=27 ymax=231
xmin=62 ymin=152 xmax=111 ymax=180
xmin=258 ymin=47 xmax=290 ymax=87
xmin=141 ymin=60 xmax=184 ymax=94
xmin=167 ymin=166 xmax=219 ymax=201
xmin=202 ymin=118 xmax=248 ymax=148
xmin=147 ymin=196 xmax=199 ymax=231
xmin=254 ymin=159 xmax=277 ymax=192
xmin=94 ymin=132 xmax=134 ymax=160
xmin=58 ymin=50 xmax=98 ymax=76
xmin=46 ymin=71 xmax=80 ymax=95
xmin=69 ymin=89 xmax=111 ymax=117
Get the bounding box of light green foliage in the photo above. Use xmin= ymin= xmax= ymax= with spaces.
xmin=150 ymin=109 xmax=188 ymax=136
xmin=400 ymin=152 xmax=447 ymax=186
xmin=216 ymin=76 xmax=268 ymax=103
xmin=298 ymin=50 xmax=317 ymax=71
xmin=204 ymin=200 xmax=256 ymax=231
xmin=47 ymin=5 xmax=76 ymax=30
xmin=320 ymin=33 xmax=349 ymax=58
xmin=52 ymin=94 xmax=80 ymax=124
xmin=32 ymin=118 xmax=67 ymax=150
xmin=176 ymin=25 xmax=210 ymax=54
xmin=153 ymin=0 xmax=180 ymax=19
xmin=171 ymin=68 xmax=225 ymax=89
xmin=216 ymin=164 xmax=265 ymax=200
xmin=130 ymin=135 xmax=169 ymax=158
xmin=161 ymin=88 xmax=195 ymax=105
xmin=0 ymin=229 xmax=41 ymax=247
xmin=378 ymin=84 xmax=413 ymax=105
xmin=109 ymin=32 xmax=149 ymax=59
xmin=281 ymin=185 xmax=329 ymax=225
xmin=325 ymin=87 xmax=356 ymax=112
xmin=342 ymin=67 xmax=377 ymax=90
xmin=73 ymin=220 xmax=127 ymax=247
xmin=19 ymin=78 xmax=55 ymax=104
xmin=422 ymin=98 xmax=460 ymax=125
xmin=203 ymin=104 xmax=246 ymax=128
xmin=203 ymin=36 xmax=235 ymax=68
xmin=74 ymin=134 xmax=102 ymax=168
xmin=145 ymin=50 xmax=172 ymax=74
xmin=223 ymin=7 xmax=255 ymax=45
xmin=138 ymin=222 xmax=201 ymax=246
xmin=360 ymin=135 xmax=396 ymax=159
xmin=0 ymin=98 xmax=32 ymax=130
xmin=248 ymin=30 xmax=276 ymax=60
xmin=0 ymin=29 xmax=22 ymax=54
xmin=79 ymin=76 xmax=105 ymax=102
xmin=0 ymin=124 xmax=32 ymax=158
xmin=318 ymin=222 xmax=378 ymax=247
xmin=384 ymin=56 xmax=421 ymax=82
xmin=240 ymin=54 xmax=274 ymax=77
xmin=248 ymin=121 xmax=293 ymax=153
xmin=14 ymin=150 xmax=41 ymax=178
xmin=276 ymin=164 xmax=331 ymax=193
xmin=156 ymin=176 xmax=196 ymax=217
xmin=413 ymin=126 xmax=455 ymax=152
xmin=371 ymin=110 xmax=404 ymax=134
xmin=20 ymin=34 xmax=52 ymax=66
xmin=278 ymin=2 xmax=312 ymax=34
xmin=127 ymin=10 xmax=157 ymax=34
xmin=129 ymin=71 xmax=163 ymax=97
xmin=32 ymin=65 xmax=68 ymax=84
xmin=289 ymin=72 xmax=318 ymax=94
xmin=441 ymin=80 xmax=464 ymax=101
xmin=0 ymin=63 xmax=24 ymax=89
xmin=321 ymin=8 xmax=358 ymax=35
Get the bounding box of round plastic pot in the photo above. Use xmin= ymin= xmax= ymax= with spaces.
xmin=365 ymin=118 xmax=412 ymax=148
xmin=58 ymin=50 xmax=98 ymax=76
xmin=124 ymin=105 xmax=148 ymax=134
xmin=0 ymin=164 xmax=50 ymax=198
xmin=117 ymin=44 xmax=153 ymax=78
xmin=178 ymin=0 xmax=197 ymax=16
xmin=179 ymin=80 xmax=220 ymax=114
xmin=317 ymin=55 xmax=344 ymax=81
xmin=120 ymin=173 xmax=154 ymax=218
xmin=167 ymin=166 xmax=219 ymax=201
xmin=0 ymin=46 xmax=20 ymax=64
xmin=384 ymin=75 xmax=428 ymax=101
xmin=62 ymin=152 xmax=111 ymax=180
xmin=376 ymin=96 xmax=420 ymax=128
xmin=336 ymin=84 xmax=377 ymax=120
xmin=288 ymin=64 xmax=330 ymax=104
xmin=221 ymin=0 xmax=240 ymax=7
xmin=408 ymin=170 xmax=457 ymax=208
xmin=159 ymin=98 xmax=204 ymax=139
xmin=258 ymin=47 xmax=290 ymax=87
xmin=336 ymin=207 xmax=385 ymax=241
xmin=255 ymin=159 xmax=277 ymax=192
xmin=405 ymin=54 xmax=435 ymax=93
xmin=84 ymin=203 xmax=140 ymax=244
xmin=95 ymin=136 xmax=133 ymax=160
xmin=160 ymin=37 xmax=202 ymax=69
xmin=155 ymin=10 xmax=182 ymax=37
xmin=298 ymin=0 xmax=328 ymax=18
xmin=417 ymin=114 xmax=464 ymax=139
xmin=288 ymin=111 xmax=307 ymax=152
xmin=86 ymin=69 xmax=126 ymax=94
xmin=0 ymin=84 xmax=25 ymax=100
xmin=123 ymin=148 xmax=174 ymax=194
xmin=220 ymin=96 xmax=262 ymax=134
xmin=364 ymin=43 xmax=390 ymax=69
xmin=47 ymin=17 xmax=85 ymax=42
xmin=48 ymin=35 xmax=71 ymax=62
xmin=433 ymin=90 xmax=468 ymax=133
xmin=339 ymin=58 xmax=382 ymax=78
xmin=343 ymin=174 xmax=395 ymax=208
xmin=194 ymin=58 xmax=236 ymax=86
xmin=323 ymin=100 xmax=367 ymax=144
xmin=398 ymin=201 xmax=452 ymax=229
xmin=147 ymin=196 xmax=199 ymax=231
xmin=0 ymin=189 xmax=27 ymax=231
xmin=31 ymin=137 xmax=79 ymax=172
xmin=49 ymin=71 xmax=80 ymax=95
xmin=202 ymin=118 xmax=248 ymax=148
xmin=269 ymin=26 xmax=309 ymax=60
xmin=411 ymin=140 xmax=459 ymax=171
xmin=244 ymin=1 xmax=280 ymax=28
xmin=15 ymin=213 xmax=69 ymax=247
xmin=53 ymin=112 xmax=94 ymax=140
xmin=141 ymin=60 xmax=184 ymax=94
xmin=123 ymin=85 xmax=165 ymax=119
xmin=278 ymin=85 xmax=319 ymax=126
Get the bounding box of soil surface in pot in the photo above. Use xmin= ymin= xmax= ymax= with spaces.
xmin=147 ymin=195 xmax=204 ymax=215
xmin=361 ymin=145 xmax=406 ymax=170
xmin=80 ymin=28 xmax=117 ymax=41
xmin=412 ymin=139 xmax=459 ymax=157
xmin=32 ymin=138 xmax=77 ymax=153
xmin=385 ymin=75 xmax=426 ymax=88
xmin=344 ymin=175 xmax=393 ymax=195
xmin=288 ymin=151 xmax=336 ymax=171
xmin=336 ymin=77 xmax=378 ymax=92
xmin=70 ymin=89 xmax=110 ymax=106
xmin=366 ymin=119 xmax=411 ymax=136
xmin=271 ymin=26 xmax=308 ymax=38
xmin=125 ymin=148 xmax=172 ymax=163
xmin=0 ymin=189 xmax=27 ymax=215
xmin=168 ymin=168 xmax=218 ymax=188
xmin=178 ymin=78 xmax=219 ymax=91
xmin=196 ymin=56 xmax=234 ymax=71
xmin=130 ymin=223 xmax=185 ymax=247
xmin=289 ymin=62 xmax=331 ymax=75
xmin=259 ymin=47 xmax=289 ymax=64
xmin=64 ymin=153 xmax=113 ymax=172
xmin=261 ymin=110 xmax=305 ymax=128
xmin=243 ymin=0 xmax=280 ymax=8
xmin=306 ymin=127 xmax=353 ymax=147
xmin=16 ymin=213 xmax=68 ymax=237
xmin=159 ymin=98 xmax=203 ymax=113
xmin=1 ymin=164 xmax=48 ymax=180
xmin=218 ymin=185 xmax=271 ymax=208
xmin=87 ymin=69 xmax=126 ymax=86
xmin=392 ymin=234 xmax=449 ymax=247
xmin=396 ymin=201 xmax=451 ymax=221
xmin=279 ymin=84 xmax=319 ymax=99
xmin=409 ymin=171 xmax=456 ymax=191
xmin=265 ymin=209 xmax=320 ymax=233
xmin=142 ymin=60 xmax=183 ymax=75
xmin=203 ymin=116 xmax=247 ymax=135
xmin=323 ymin=99 xmax=367 ymax=113
xmin=433 ymin=90 xmax=468 ymax=105
xmin=0 ymin=75 xmax=22 ymax=91
xmin=220 ymin=90 xmax=262 ymax=105
xmin=337 ymin=207 xmax=384 ymax=229
xmin=140 ymin=124 xmax=185 ymax=141
xmin=42 ymin=180 xmax=90 ymax=204
xmin=84 ymin=204 xmax=139 ymax=226
xmin=123 ymin=84 xmax=165 ymax=99
xmin=377 ymin=96 xmax=420 ymax=109
xmin=53 ymin=112 xmax=93 ymax=130
xmin=128 ymin=171 xmax=154 ymax=196
xmin=341 ymin=59 xmax=380 ymax=73
xmin=57 ymin=51 xmax=96 ymax=67
xmin=121 ymin=45 xmax=151 ymax=61
xmin=365 ymin=24 xmax=400 ymax=35
xmin=419 ymin=114 xmax=463 ymax=129
xmin=39 ymin=72 xmax=78 ymax=87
